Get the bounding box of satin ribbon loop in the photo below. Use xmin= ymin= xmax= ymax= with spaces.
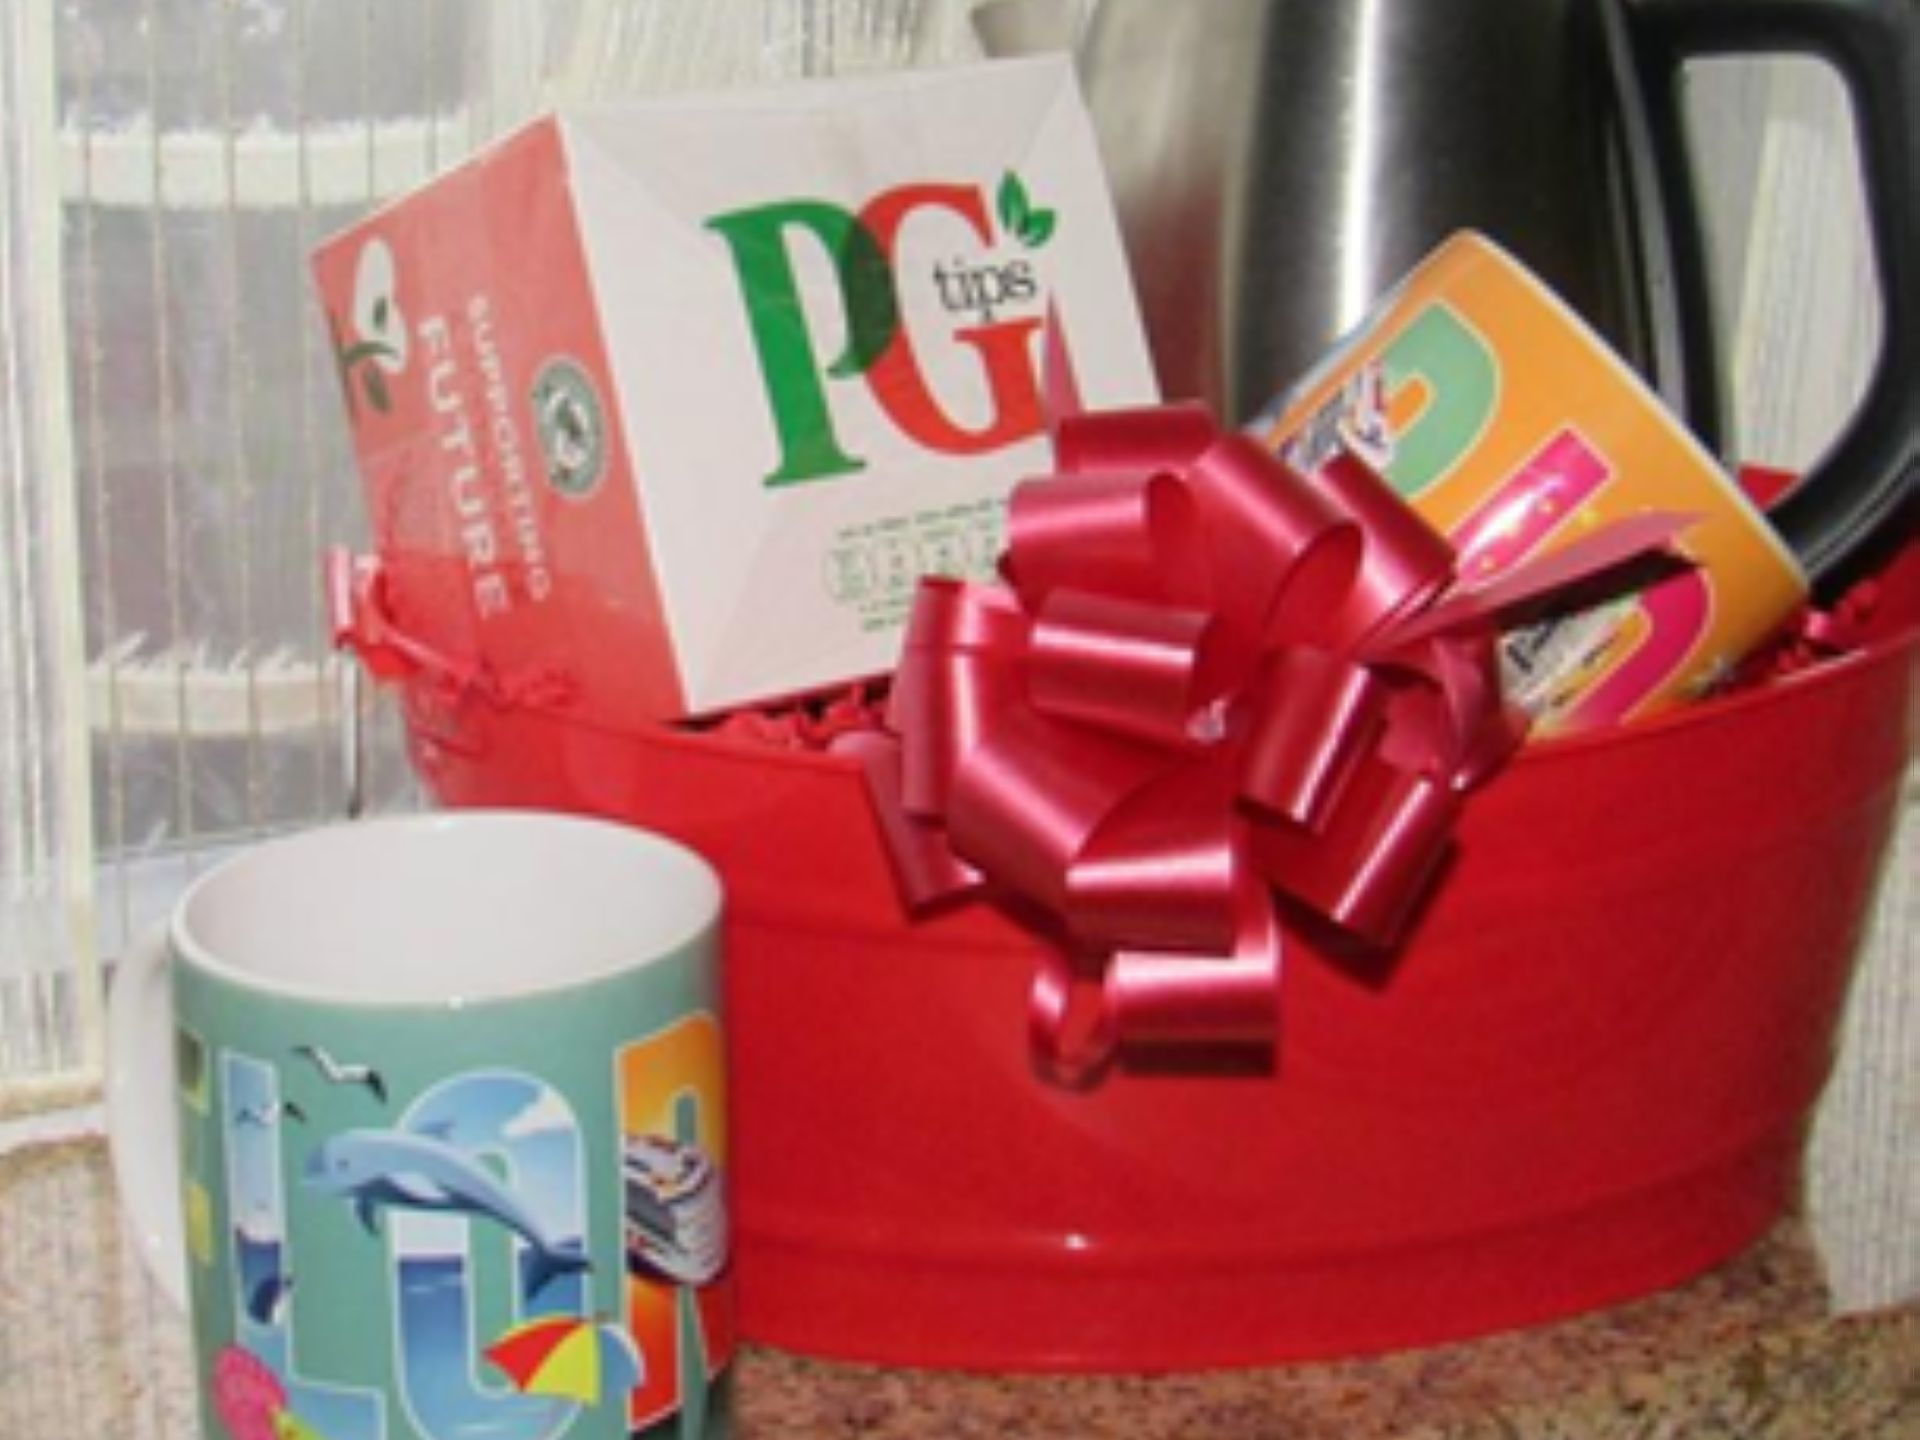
xmin=1106 ymin=889 xmax=1282 ymax=1049
xmin=1052 ymin=401 xmax=1217 ymax=478
xmin=1006 ymin=471 xmax=1205 ymax=608
xmin=944 ymin=704 xmax=1168 ymax=918
xmin=1061 ymin=763 xmax=1242 ymax=955
xmin=1027 ymin=588 xmax=1221 ymax=750
xmin=1186 ymin=435 xmax=1357 ymax=640
xmin=1313 ymin=452 xmax=1457 ymax=646
xmin=1239 ymin=645 xmax=1389 ymax=830
xmin=889 ymin=580 xmax=1028 ymax=818
xmin=1249 ymin=758 xmax=1459 ymax=949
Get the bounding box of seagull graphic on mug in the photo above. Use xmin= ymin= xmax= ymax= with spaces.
xmin=235 ymin=1099 xmax=307 ymax=1127
xmin=292 ymin=1043 xmax=387 ymax=1104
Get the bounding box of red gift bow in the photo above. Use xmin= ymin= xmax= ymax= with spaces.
xmin=842 ymin=403 xmax=1690 ymax=1085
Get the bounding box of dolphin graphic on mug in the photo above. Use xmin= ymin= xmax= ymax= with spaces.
xmin=304 ymin=1127 xmax=590 ymax=1298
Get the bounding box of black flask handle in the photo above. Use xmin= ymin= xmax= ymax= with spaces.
xmin=1621 ymin=0 xmax=1918 ymax=592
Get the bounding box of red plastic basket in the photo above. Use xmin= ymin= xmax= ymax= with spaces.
xmin=372 ymin=542 xmax=1917 ymax=1371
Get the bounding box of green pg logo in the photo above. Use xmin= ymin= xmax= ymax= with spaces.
xmin=708 ymin=175 xmax=1056 ymax=487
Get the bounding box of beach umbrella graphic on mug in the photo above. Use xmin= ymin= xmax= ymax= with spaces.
xmin=485 ymin=1314 xmax=644 ymax=1406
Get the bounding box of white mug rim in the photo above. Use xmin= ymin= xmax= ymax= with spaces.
xmin=166 ymin=809 xmax=722 ymax=1009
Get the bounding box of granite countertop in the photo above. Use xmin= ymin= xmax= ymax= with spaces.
xmin=4 ymin=1136 xmax=1917 ymax=1439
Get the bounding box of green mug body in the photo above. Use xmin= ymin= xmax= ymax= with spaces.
xmin=109 ymin=811 xmax=731 ymax=1440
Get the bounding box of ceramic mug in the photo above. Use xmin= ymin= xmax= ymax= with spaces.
xmin=1254 ymin=230 xmax=1809 ymax=738
xmin=105 ymin=810 xmax=732 ymax=1440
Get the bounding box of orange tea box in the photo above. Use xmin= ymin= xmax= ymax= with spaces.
xmin=1254 ymin=233 xmax=1806 ymax=736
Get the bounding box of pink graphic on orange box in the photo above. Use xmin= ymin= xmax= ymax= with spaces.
xmin=1256 ymin=232 xmax=1807 ymax=737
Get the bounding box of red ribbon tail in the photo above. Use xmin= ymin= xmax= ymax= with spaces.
xmin=325 ymin=549 xmax=554 ymax=707
xmin=325 ymin=546 xmax=363 ymax=650
xmin=832 ymin=731 xmax=981 ymax=911
xmin=1391 ymin=510 xmax=1700 ymax=646
xmin=1028 ymin=947 xmax=1121 ymax=1090
xmin=326 ymin=548 xmax=433 ymax=684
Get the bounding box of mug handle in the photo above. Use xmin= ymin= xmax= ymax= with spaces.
xmin=1623 ymin=0 xmax=1919 ymax=590
xmin=104 ymin=924 xmax=190 ymax=1310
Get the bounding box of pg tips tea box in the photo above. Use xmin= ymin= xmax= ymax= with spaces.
xmin=313 ymin=56 xmax=1157 ymax=724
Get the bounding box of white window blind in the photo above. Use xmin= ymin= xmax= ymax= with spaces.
xmin=62 ymin=1 xmax=496 ymax=973
xmin=2 ymin=0 xmax=952 ymax=1105
xmin=1 ymin=0 xmax=96 ymax=1106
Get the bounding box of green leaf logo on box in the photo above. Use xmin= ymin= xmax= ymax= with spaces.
xmin=996 ymin=172 xmax=1058 ymax=250
xmin=708 ymin=173 xmax=1057 ymax=488
xmin=328 ymin=238 xmax=410 ymax=417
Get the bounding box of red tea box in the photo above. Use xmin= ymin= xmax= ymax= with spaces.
xmin=313 ymin=56 xmax=1157 ymax=722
